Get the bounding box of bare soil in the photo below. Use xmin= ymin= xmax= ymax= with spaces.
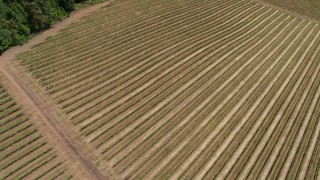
xmin=0 ymin=1 xmax=111 ymax=180
xmin=254 ymin=0 xmax=320 ymax=23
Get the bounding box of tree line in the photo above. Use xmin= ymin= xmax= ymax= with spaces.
xmin=0 ymin=0 xmax=88 ymax=53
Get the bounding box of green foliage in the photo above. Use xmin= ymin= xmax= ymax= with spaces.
xmin=59 ymin=0 xmax=76 ymax=12
xmin=0 ymin=0 xmax=91 ymax=54
xmin=0 ymin=28 xmax=12 ymax=52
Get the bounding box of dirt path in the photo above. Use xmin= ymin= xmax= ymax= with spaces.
xmin=0 ymin=1 xmax=110 ymax=61
xmin=0 ymin=2 xmax=111 ymax=180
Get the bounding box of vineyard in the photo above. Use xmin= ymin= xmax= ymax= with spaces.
xmin=257 ymin=0 xmax=320 ymax=21
xmin=0 ymin=82 xmax=73 ymax=179
xmin=11 ymin=0 xmax=320 ymax=179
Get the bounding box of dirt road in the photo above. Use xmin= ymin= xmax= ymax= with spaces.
xmin=0 ymin=2 xmax=111 ymax=180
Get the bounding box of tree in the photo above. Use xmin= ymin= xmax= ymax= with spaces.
xmin=0 ymin=28 xmax=12 ymax=52
xmin=59 ymin=0 xmax=75 ymax=12
xmin=0 ymin=0 xmax=89 ymax=53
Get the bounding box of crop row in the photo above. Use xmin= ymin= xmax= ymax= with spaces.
xmin=0 ymin=82 xmax=72 ymax=179
xmin=115 ymin=13 xmax=305 ymax=179
xmin=85 ymin=7 xmax=281 ymax=148
xmin=30 ymin=0 xmax=247 ymax=90
xmin=258 ymin=0 xmax=320 ymax=21
xmin=14 ymin=0 xmax=320 ymax=179
xmin=18 ymin=0 xmax=227 ymax=63
xmin=60 ymin=2 xmax=262 ymax=121
xmin=19 ymin=0 xmax=231 ymax=70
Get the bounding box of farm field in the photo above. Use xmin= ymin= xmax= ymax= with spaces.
xmin=256 ymin=0 xmax=320 ymax=21
xmin=11 ymin=0 xmax=320 ymax=179
xmin=0 ymin=82 xmax=74 ymax=179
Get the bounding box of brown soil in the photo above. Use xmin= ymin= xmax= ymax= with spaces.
xmin=254 ymin=0 xmax=320 ymax=23
xmin=0 ymin=1 xmax=111 ymax=180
